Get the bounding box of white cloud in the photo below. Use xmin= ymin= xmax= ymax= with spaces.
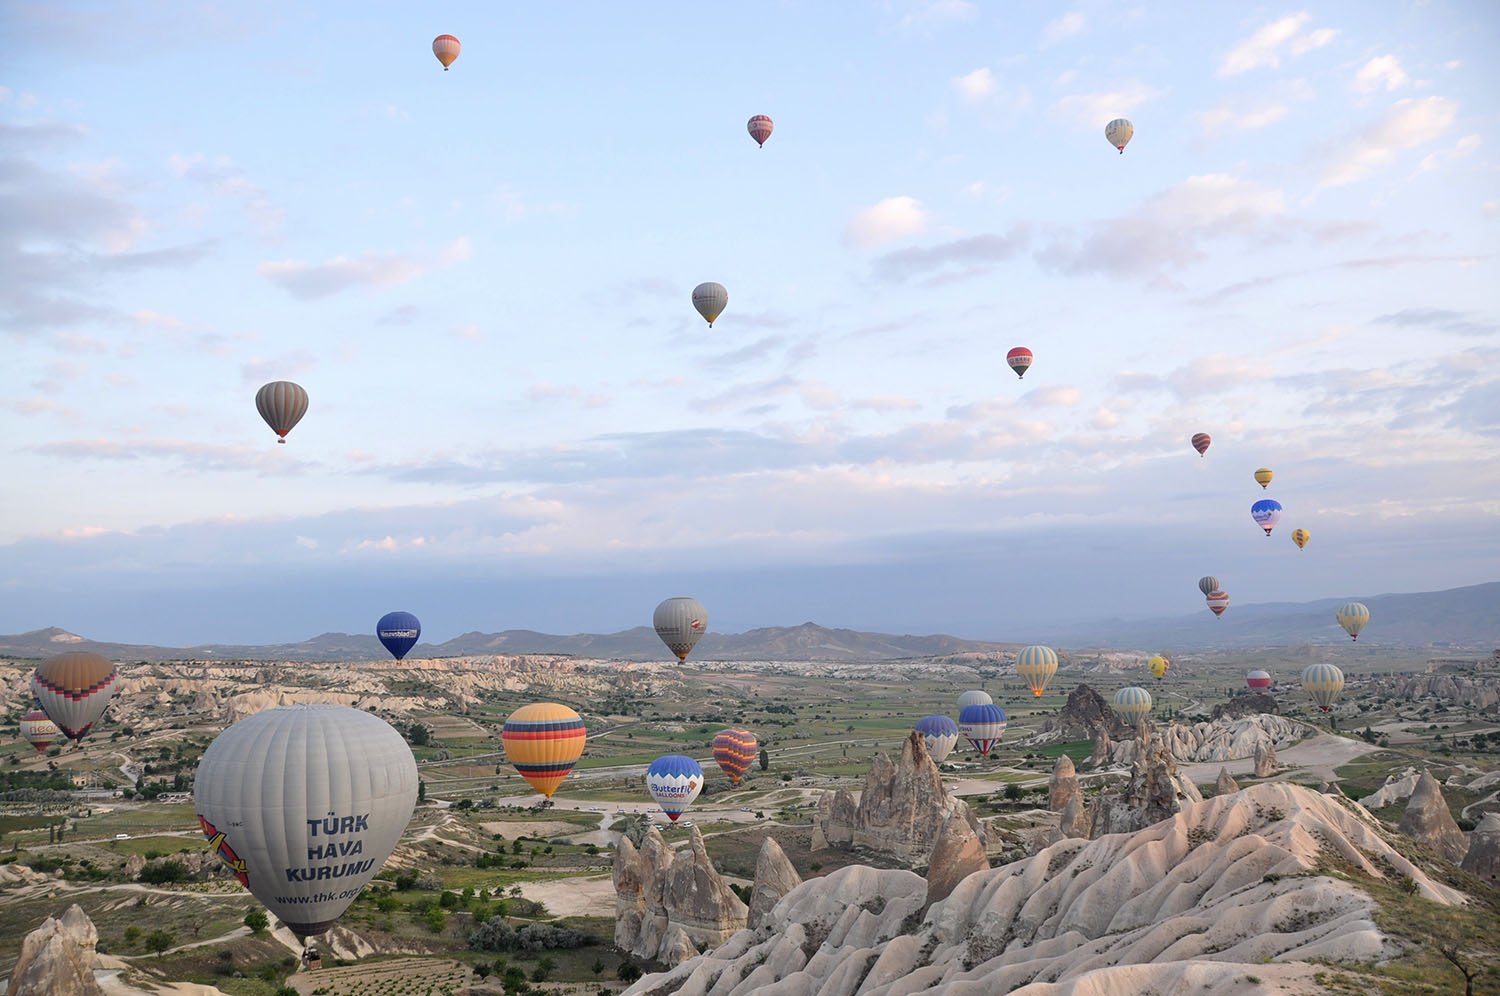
xmin=1196 ymin=103 xmax=1289 ymax=135
xmin=1023 ymin=386 xmax=1081 ymax=407
xmin=1055 ymin=82 xmax=1163 ymax=127
xmin=844 ymin=196 xmax=929 ymax=249
xmin=1353 ymin=55 xmax=1409 ymax=93
xmin=1042 ymin=11 xmax=1085 ymax=46
xmin=952 ymin=68 xmax=996 ymax=102
xmin=1323 ymin=96 xmax=1458 ymax=186
xmin=437 ymin=236 xmax=472 ymax=265
xmin=1219 ymin=13 xmax=1336 ymax=77
xmin=1416 ymin=132 xmax=1480 ymax=174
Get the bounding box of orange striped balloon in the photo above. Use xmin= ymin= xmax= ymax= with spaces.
xmin=501 ymin=703 xmax=586 ymax=798
xmin=711 ymin=728 xmax=758 ymax=785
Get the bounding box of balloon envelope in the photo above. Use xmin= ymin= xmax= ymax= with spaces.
xmin=255 ymin=381 xmax=309 ymax=443
xmin=20 ymin=709 xmax=59 ymax=754
xmin=914 ymin=715 xmax=959 ymax=763
xmin=692 ymin=282 xmax=728 ymax=326
xmin=1015 ymin=645 xmax=1059 ymax=697
xmin=1006 ymin=347 xmax=1033 ymax=379
xmin=1206 ymin=590 xmax=1230 ymax=617
xmin=432 ymin=34 xmax=460 ymax=69
xmin=646 ymin=755 xmax=703 ymax=821
xmin=1251 ymin=499 xmax=1283 ymax=537
xmin=1191 ymin=432 xmax=1211 ymax=457
xmin=31 ymin=652 xmax=119 ymax=742
xmin=957 ymin=689 xmax=992 ymax=711
xmin=1335 ymin=602 xmax=1370 ymax=641
xmin=958 ymin=703 xmax=1006 ymax=757
xmin=502 ymin=703 xmax=588 ymax=798
xmin=654 ymin=596 xmax=708 ymax=661
xmin=1105 ymin=118 xmax=1134 ymax=152
xmin=1301 ymin=663 xmax=1345 ymax=712
xmin=1112 ymin=686 xmax=1153 ymax=724
xmin=712 ymin=728 xmax=758 ymax=785
xmin=747 ymin=115 xmax=773 ymax=147
xmin=375 ymin=611 xmax=421 ymax=661
xmin=1198 ymin=576 xmax=1220 ymax=597
xmin=1291 ymin=528 xmax=1310 ymax=550
xmin=1246 ymin=670 xmax=1272 ymax=691
xmin=1254 ymin=467 xmax=1274 ymax=489
xmin=1147 ymin=654 xmax=1169 ymax=680
xmin=194 ymin=705 xmax=418 ymax=938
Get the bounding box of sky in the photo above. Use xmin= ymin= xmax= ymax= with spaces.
xmin=1 ymin=1 xmax=1497 ymax=645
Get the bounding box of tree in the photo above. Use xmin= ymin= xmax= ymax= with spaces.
xmin=124 ymin=926 xmax=141 ymax=947
xmin=145 ymin=930 xmax=175 ymax=957
xmin=474 ymin=962 xmax=492 ymax=979
xmin=617 ymin=959 xmax=643 ymax=983
xmin=1003 ymin=783 xmax=1023 ymax=801
xmin=244 ymin=909 xmax=269 ymax=934
xmin=758 ymin=748 xmax=769 ymax=771
xmin=418 ymin=780 xmax=427 ymax=803
xmin=591 ymin=958 xmax=605 ymax=976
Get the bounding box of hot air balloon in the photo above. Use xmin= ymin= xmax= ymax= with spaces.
xmin=432 ymin=34 xmax=460 ymax=70
xmin=1015 ymin=645 xmax=1059 ymax=697
xmin=1006 ymin=347 xmax=1033 ymax=379
xmin=914 ymin=715 xmax=959 ymax=763
xmin=691 ymin=282 xmax=728 ymax=327
xmin=1147 ymin=654 xmax=1170 ymax=681
xmin=1206 ymin=590 xmax=1230 ymax=617
xmin=1246 ymin=670 xmax=1272 ymax=691
xmin=957 ymin=689 xmax=993 ymax=711
xmin=1254 ymin=468 xmax=1274 ymax=489
xmin=646 ymin=755 xmax=703 ymax=822
xmin=958 ymin=703 xmax=1007 ymax=757
xmin=712 ymin=728 xmax=758 ymax=785
xmin=1112 ymin=686 xmax=1152 ymax=725
xmin=1291 ymin=528 xmax=1310 ymax=551
xmin=653 ymin=596 xmax=708 ymax=662
xmin=1198 ymin=576 xmax=1220 ymax=598
xmin=1301 ymin=663 xmax=1344 ymax=713
xmin=1191 ymin=432 xmax=1211 ymax=457
xmin=375 ymin=611 xmax=421 ymax=661
xmin=747 ymin=115 xmax=773 ymax=147
xmin=1335 ymin=602 xmax=1370 ymax=641
xmin=1251 ymin=499 xmax=1283 ymax=537
xmin=194 ymin=705 xmax=418 ymax=939
xmin=255 ymin=381 xmax=309 ymax=444
xmin=1105 ymin=118 xmax=1134 ymax=153
xmin=502 ymin=703 xmax=587 ymax=798
xmin=20 ymin=709 xmax=59 ymax=754
xmin=31 ymin=652 xmax=119 ymax=742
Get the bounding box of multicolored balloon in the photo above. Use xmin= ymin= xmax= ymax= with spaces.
xmin=692 ymin=282 xmax=728 ymax=327
xmin=914 ymin=715 xmax=959 ymax=763
xmin=1147 ymin=654 xmax=1169 ymax=681
xmin=1254 ymin=467 xmax=1274 ymax=489
xmin=31 ymin=652 xmax=119 ymax=742
xmin=958 ymin=703 xmax=1006 ymax=757
xmin=1198 ymin=576 xmax=1220 ymax=598
xmin=1246 ymin=670 xmax=1272 ymax=691
xmin=255 ymin=381 xmax=309 ymax=444
xmin=957 ymin=689 xmax=992 ymax=711
xmin=195 ymin=705 xmax=418 ymax=938
xmin=1006 ymin=347 xmax=1033 ymax=379
xmin=646 ymin=755 xmax=703 ymax=822
xmin=1291 ymin=528 xmax=1310 ymax=551
xmin=502 ymin=703 xmax=588 ymax=798
xmin=1251 ymin=499 xmax=1283 ymax=537
xmin=432 ymin=34 xmax=461 ymax=70
xmin=653 ymin=596 xmax=708 ymax=662
xmin=1191 ymin=432 xmax=1211 ymax=457
xmin=1015 ymin=645 xmax=1059 ymax=697
xmin=1206 ymin=590 xmax=1230 ymax=617
xmin=1105 ymin=118 xmax=1134 ymax=153
xmin=747 ymin=115 xmax=773 ymax=147
xmin=711 ymin=728 xmax=758 ymax=785
xmin=376 ymin=611 xmax=421 ymax=661
xmin=20 ymin=709 xmax=59 ymax=754
xmin=1336 ymin=602 xmax=1370 ymax=641
xmin=1112 ymin=686 xmax=1153 ymax=725
xmin=1301 ymin=663 xmax=1345 ymax=713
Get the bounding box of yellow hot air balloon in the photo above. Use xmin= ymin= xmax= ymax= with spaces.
xmin=1112 ymin=686 xmax=1152 ymax=725
xmin=1335 ymin=602 xmax=1370 ymax=641
xmin=1147 ymin=654 xmax=1169 ymax=680
xmin=1014 ymin=645 xmax=1059 ymax=697
xmin=1254 ymin=467 xmax=1274 ymax=489
xmin=1301 ymin=663 xmax=1345 ymax=713
xmin=1291 ymin=528 xmax=1310 ymax=550
xmin=502 ymin=704 xmax=587 ymax=798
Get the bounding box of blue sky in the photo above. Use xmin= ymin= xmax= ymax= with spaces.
xmin=2 ymin=2 xmax=1496 ymax=645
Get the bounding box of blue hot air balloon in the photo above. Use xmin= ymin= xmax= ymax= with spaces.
xmin=376 ymin=611 xmax=422 ymax=661
xmin=646 ymin=754 xmax=704 ymax=822
xmin=958 ymin=703 xmax=1007 ymax=757
xmin=914 ymin=714 xmax=960 ymax=763
xmin=1250 ymin=499 xmax=1283 ymax=538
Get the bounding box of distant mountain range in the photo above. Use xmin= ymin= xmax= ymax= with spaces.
xmin=2 ymin=581 xmax=1495 ymax=662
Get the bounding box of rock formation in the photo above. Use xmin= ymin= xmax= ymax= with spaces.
xmin=613 ymin=824 xmax=747 ymax=964
xmin=1388 ymin=673 xmax=1500 ymax=711
xmin=1215 ymin=767 xmax=1240 ymax=795
xmin=924 ymin=810 xmax=989 ymax=908
xmin=1398 ymin=771 xmax=1468 ymax=864
xmin=7 ymin=904 xmax=102 ymax=996
xmin=1358 ymin=767 xmax=1421 ymax=810
xmin=1054 ymin=793 xmax=1088 ymax=841
xmin=747 ymin=837 xmax=801 ymax=930
xmin=812 ymin=731 xmax=980 ymax=864
xmin=1047 ymin=755 xmax=1081 ymax=813
xmin=1088 ymin=727 xmax=1202 ymax=838
xmin=1254 ymin=740 xmax=1277 ymax=778
xmin=1033 ymin=683 xmax=1121 ymax=745
xmin=1089 ymin=726 xmax=1112 ymax=768
xmin=1460 ymin=812 xmax=1500 ymax=884
xmin=625 ymin=784 xmax=1463 ymax=996
xmin=659 ymin=925 xmax=699 ymax=967
xmin=1110 ymin=714 xmax=1306 ymax=767
xmin=1210 ymin=693 xmax=1279 ymax=720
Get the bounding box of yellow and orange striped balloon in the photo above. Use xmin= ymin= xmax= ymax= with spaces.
xmin=501 ymin=703 xmax=586 ymax=798
xmin=712 ymin=728 xmax=758 ymax=785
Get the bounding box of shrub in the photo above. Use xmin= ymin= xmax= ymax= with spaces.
xmin=468 ymin=918 xmax=592 ymax=953
xmin=244 ymin=910 xmax=269 ymax=934
xmin=140 ymin=860 xmax=189 ymax=885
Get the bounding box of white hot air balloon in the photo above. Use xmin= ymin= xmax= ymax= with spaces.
xmin=957 ymin=689 xmax=992 ymax=710
xmin=653 ymin=596 xmax=708 ymax=662
xmin=194 ymin=705 xmax=418 ymax=939
xmin=1105 ymin=118 xmax=1134 ymax=153
xmin=692 ymin=282 xmax=728 ymax=326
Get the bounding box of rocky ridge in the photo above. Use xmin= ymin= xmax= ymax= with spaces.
xmin=1106 ymin=713 xmax=1308 ymax=767
xmin=613 ymin=825 xmax=747 ymax=965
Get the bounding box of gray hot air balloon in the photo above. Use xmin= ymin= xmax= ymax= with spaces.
xmin=194 ymin=705 xmax=418 ymax=939
xmin=691 ymin=282 xmax=728 ymax=326
xmin=654 ymin=596 xmax=708 ymax=662
xmin=957 ymin=689 xmax=992 ymax=711
xmin=1197 ymin=576 xmax=1220 ymax=598
xmin=255 ymin=381 xmax=309 ymax=444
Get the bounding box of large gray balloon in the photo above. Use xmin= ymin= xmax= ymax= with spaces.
xmin=691 ymin=282 xmax=728 ymax=326
xmin=653 ymin=596 xmax=709 ymax=661
xmin=194 ymin=705 xmax=418 ymax=938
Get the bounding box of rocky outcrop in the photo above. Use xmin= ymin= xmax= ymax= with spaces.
xmin=1211 ymin=693 xmax=1279 ymax=720
xmin=1461 ymin=813 xmax=1500 ymax=884
xmin=747 ymin=836 xmax=801 ymax=930
xmin=7 ymin=905 xmax=101 ymax=996
xmin=1389 ymin=673 xmax=1500 ymax=711
xmin=1034 ymin=684 xmax=1121 ymax=744
xmin=124 ymin=853 xmax=146 ymax=880
xmin=1054 ymin=793 xmax=1088 ymax=841
xmin=1215 ymin=767 xmax=1240 ymax=796
xmin=1110 ymin=714 xmax=1307 ymax=767
xmin=660 ymin=925 xmax=699 ymax=967
xmin=1398 ymin=772 xmax=1468 ymax=864
xmin=1254 ymin=741 xmax=1278 ymax=778
xmin=924 ymin=811 xmax=989 ymax=908
xmin=613 ymin=825 xmax=746 ymax=963
xmin=812 ymin=731 xmax=980 ymax=864
xmin=1089 ymin=727 xmax=1112 ymax=768
xmin=1048 ymin=755 xmax=1081 ymax=813
xmin=1358 ymin=767 xmax=1421 ymax=810
xmin=626 ymin=784 xmax=1463 ymax=996
xmin=1089 ymin=728 xmax=1202 ymax=838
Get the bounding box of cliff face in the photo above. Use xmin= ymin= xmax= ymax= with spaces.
xmin=1107 ymin=713 xmax=1308 ymax=766
xmin=7 ymin=905 xmax=102 ymax=996
xmin=613 ymin=825 xmax=747 ymax=965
